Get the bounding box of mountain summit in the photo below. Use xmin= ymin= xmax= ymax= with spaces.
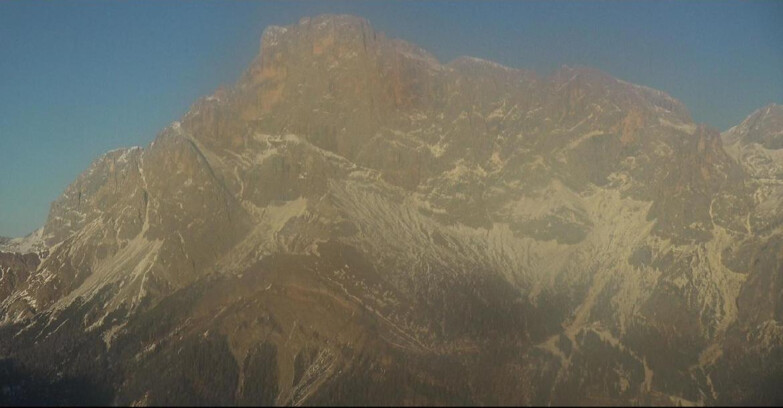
xmin=1 ymin=14 xmax=782 ymax=405
xmin=723 ymin=103 xmax=783 ymax=148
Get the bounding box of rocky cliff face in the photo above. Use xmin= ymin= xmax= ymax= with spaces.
xmin=1 ymin=14 xmax=782 ymax=405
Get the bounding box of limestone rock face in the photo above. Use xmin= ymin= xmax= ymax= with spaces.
xmin=1 ymin=14 xmax=782 ymax=406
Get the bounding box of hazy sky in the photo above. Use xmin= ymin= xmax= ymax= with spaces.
xmin=1 ymin=1 xmax=781 ymax=237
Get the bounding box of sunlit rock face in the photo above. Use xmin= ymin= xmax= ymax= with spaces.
xmin=1 ymin=14 xmax=782 ymax=406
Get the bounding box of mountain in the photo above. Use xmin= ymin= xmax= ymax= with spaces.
xmin=1 ymin=14 xmax=782 ymax=405
xmin=723 ymin=104 xmax=783 ymax=149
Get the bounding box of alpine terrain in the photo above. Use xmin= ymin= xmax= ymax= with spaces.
xmin=1 ymin=15 xmax=782 ymax=406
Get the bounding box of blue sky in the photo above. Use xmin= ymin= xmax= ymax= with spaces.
xmin=1 ymin=1 xmax=781 ymax=237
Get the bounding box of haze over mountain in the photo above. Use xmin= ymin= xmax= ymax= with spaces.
xmin=1 ymin=14 xmax=782 ymax=406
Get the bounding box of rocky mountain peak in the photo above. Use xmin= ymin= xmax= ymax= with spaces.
xmin=723 ymin=103 xmax=783 ymax=149
xmin=2 ymin=13 xmax=783 ymax=406
xmin=259 ymin=14 xmax=375 ymax=57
